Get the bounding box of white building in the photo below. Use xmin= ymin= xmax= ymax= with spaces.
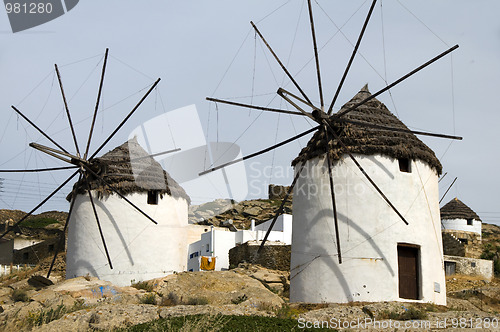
xmin=66 ymin=138 xmax=190 ymax=286
xmin=187 ymin=214 xmax=292 ymax=271
xmin=441 ymin=198 xmax=482 ymax=237
xmin=290 ymin=86 xmax=447 ymax=305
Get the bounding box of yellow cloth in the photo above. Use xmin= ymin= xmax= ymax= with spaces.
xmin=200 ymin=256 xmax=216 ymax=270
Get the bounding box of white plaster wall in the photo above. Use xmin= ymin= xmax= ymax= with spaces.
xmin=13 ymin=239 xmax=42 ymax=250
xmin=236 ymin=229 xmax=289 ymax=245
xmin=187 ymin=217 xmax=292 ymax=271
xmin=443 ymin=255 xmax=493 ymax=280
xmin=66 ymin=192 xmax=188 ymax=286
xmin=189 ymin=230 xmax=235 ymax=271
xmin=212 ymin=230 xmax=236 ymax=270
xmin=442 ymin=218 xmax=482 ymax=237
xmin=187 ymin=224 xmax=212 ymax=246
xmin=254 ymin=214 xmax=293 ymax=244
xmin=290 ymin=154 xmax=446 ymax=305
xmin=187 ymin=240 xmax=202 ymax=272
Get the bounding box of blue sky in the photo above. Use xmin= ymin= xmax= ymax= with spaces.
xmin=0 ymin=1 xmax=499 ymax=225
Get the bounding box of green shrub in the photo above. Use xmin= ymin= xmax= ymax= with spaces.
xmin=27 ymin=304 xmax=67 ymax=327
xmin=11 ymin=289 xmax=29 ymax=302
xmin=159 ymin=292 xmax=180 ymax=306
xmin=186 ymin=297 xmax=209 ymax=305
xmin=26 ymin=300 xmax=89 ymax=327
xmin=481 ymin=245 xmax=500 ymax=275
xmin=119 ymin=314 xmax=332 ymax=332
xmin=131 ymin=281 xmax=153 ymax=292
xmin=20 ymin=217 xmax=59 ymax=229
xmin=274 ymin=304 xmax=308 ymax=319
xmin=140 ymin=293 xmax=156 ymax=305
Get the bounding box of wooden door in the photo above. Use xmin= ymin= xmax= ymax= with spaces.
xmin=398 ymin=245 xmax=419 ymax=300
xmin=445 ymin=261 xmax=456 ymax=276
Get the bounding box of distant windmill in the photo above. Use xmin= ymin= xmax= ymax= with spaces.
xmin=202 ymin=0 xmax=462 ymax=304
xmin=0 ymin=49 xmax=184 ymax=283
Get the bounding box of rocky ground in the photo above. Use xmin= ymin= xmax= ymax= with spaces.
xmin=0 ymin=258 xmax=499 ymax=331
xmin=189 ymin=198 xmax=292 ymax=229
xmin=1 ymin=206 xmax=499 ymax=330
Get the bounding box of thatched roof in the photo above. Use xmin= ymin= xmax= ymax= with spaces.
xmin=441 ymin=198 xmax=481 ymax=221
xmin=67 ymin=138 xmax=190 ymax=203
xmin=292 ymin=85 xmax=442 ymax=174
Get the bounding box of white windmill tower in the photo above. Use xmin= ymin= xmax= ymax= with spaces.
xmin=201 ymin=0 xmax=461 ymax=305
xmin=289 ymin=85 xmax=447 ymax=304
xmin=66 ymin=138 xmax=190 ymax=286
xmin=441 ymin=198 xmax=482 ymax=238
xmin=0 ymin=49 xmax=192 ymax=286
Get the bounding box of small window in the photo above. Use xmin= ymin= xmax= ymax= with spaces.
xmin=467 ymin=219 xmax=473 ymax=226
xmin=398 ymin=158 xmax=411 ymax=173
xmin=147 ymin=190 xmax=159 ymax=205
xmin=471 ymin=262 xmax=476 ymax=268
xmin=206 ymin=244 xmax=210 ymax=253
xmin=48 ymin=244 xmax=55 ymax=252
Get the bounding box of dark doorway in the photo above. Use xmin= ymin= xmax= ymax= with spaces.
xmin=398 ymin=245 xmax=420 ymax=300
xmin=147 ymin=190 xmax=159 ymax=205
xmin=398 ymin=158 xmax=411 ymax=173
xmin=444 ymin=261 xmax=456 ymax=275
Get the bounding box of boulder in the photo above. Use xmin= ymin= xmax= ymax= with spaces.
xmin=153 ymin=270 xmax=283 ymax=308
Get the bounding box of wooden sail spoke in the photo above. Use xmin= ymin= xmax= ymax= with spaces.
xmin=322 ymin=120 xmax=409 ymax=225
xmin=335 ymin=44 xmax=459 ymax=119
xmin=0 ymin=166 xmax=77 ymax=173
xmin=250 ymin=21 xmax=313 ymax=105
xmin=129 ymin=148 xmax=181 ymax=162
xmin=257 ymin=162 xmax=305 ymax=254
xmin=206 ymin=97 xmax=304 ymax=116
xmin=11 ymin=105 xmax=70 ymax=154
xmin=85 ymin=48 xmax=109 ymax=160
xmin=438 ymin=172 xmax=448 ymax=183
xmin=81 ymin=164 xmax=158 ymax=225
xmin=55 ymin=64 xmax=80 ymax=156
xmin=84 ymin=175 xmax=114 ymax=269
xmin=328 ymin=0 xmax=378 ymax=115
xmin=277 ymin=88 xmax=318 ymax=122
xmin=336 ymin=118 xmax=463 ymax=140
xmin=199 ymin=126 xmax=319 ymax=176
xmin=324 ymin=127 xmax=342 ymax=264
xmin=89 ymin=78 xmax=161 ymax=160
xmin=29 ymin=142 xmax=87 ymax=166
xmin=307 ymin=0 xmax=324 ymax=109
xmin=47 ymin=172 xmax=82 ymax=278
xmin=440 ymin=177 xmax=457 ymax=204
xmin=0 ymin=170 xmax=79 ymax=240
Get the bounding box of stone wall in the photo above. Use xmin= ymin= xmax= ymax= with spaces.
xmin=442 ymin=233 xmax=466 ymax=257
xmin=442 ymin=230 xmax=482 ymax=258
xmin=444 ymin=255 xmax=493 ymax=280
xmin=12 ymin=237 xmax=61 ymax=265
xmin=229 ymin=242 xmax=290 ymax=271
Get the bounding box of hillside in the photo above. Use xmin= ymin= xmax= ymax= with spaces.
xmin=0 ymin=206 xmax=498 ymax=330
xmin=0 ymin=258 xmax=499 ymax=331
xmin=189 ymin=198 xmax=292 ymax=228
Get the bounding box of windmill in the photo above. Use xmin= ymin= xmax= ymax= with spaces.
xmin=0 ymin=49 xmax=184 ymax=284
xmin=202 ymin=0 xmax=462 ymax=304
